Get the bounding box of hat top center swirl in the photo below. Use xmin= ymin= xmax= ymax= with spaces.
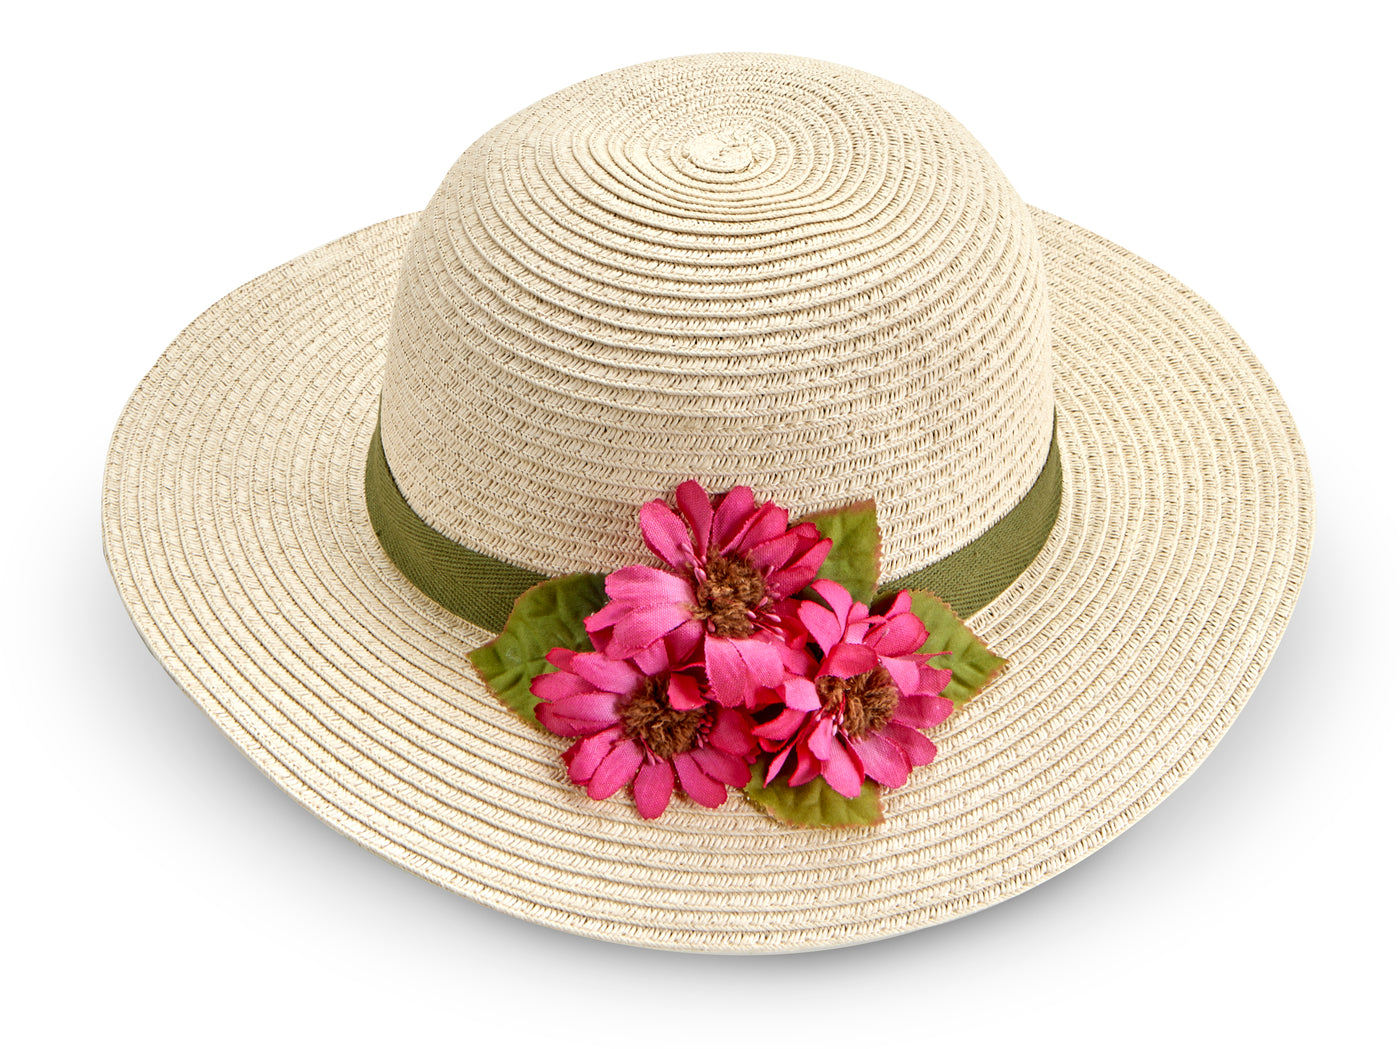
xmin=680 ymin=124 xmax=763 ymax=174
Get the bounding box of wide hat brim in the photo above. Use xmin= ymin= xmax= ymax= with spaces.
xmin=102 ymin=207 xmax=1312 ymax=953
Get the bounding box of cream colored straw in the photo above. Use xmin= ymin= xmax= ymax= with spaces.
xmin=103 ymin=54 xmax=1311 ymax=953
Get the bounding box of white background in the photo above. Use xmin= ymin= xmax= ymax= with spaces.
xmin=4 ymin=2 xmax=1396 ymax=1045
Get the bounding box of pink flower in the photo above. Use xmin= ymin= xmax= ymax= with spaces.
xmin=584 ymin=481 xmax=832 ymax=708
xmin=530 ymin=640 xmax=755 ymax=819
xmin=755 ymin=580 xmax=954 ymax=798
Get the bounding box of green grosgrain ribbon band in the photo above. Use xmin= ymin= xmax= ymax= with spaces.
xmin=366 ymin=417 xmax=1061 ymax=633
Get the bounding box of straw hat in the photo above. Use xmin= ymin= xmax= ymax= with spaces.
xmin=102 ymin=53 xmax=1312 ymax=953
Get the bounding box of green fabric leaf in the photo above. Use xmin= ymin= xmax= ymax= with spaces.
xmin=744 ymin=761 xmax=884 ymax=828
xmin=895 ymin=589 xmax=1007 ymax=706
xmin=800 ymin=499 xmax=882 ymax=604
xmin=468 ymin=573 xmax=608 ymax=729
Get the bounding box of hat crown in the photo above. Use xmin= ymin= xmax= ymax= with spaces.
xmin=378 ymin=53 xmax=1055 ymax=578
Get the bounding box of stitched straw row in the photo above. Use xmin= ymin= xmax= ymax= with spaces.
xmin=378 ymin=54 xmax=1055 ymax=577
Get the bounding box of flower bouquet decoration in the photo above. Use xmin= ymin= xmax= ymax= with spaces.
xmin=470 ymin=482 xmax=1005 ymax=827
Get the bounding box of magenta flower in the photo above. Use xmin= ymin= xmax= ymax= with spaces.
xmin=584 ymin=481 xmax=832 ymax=708
xmin=530 ymin=641 xmax=755 ymax=819
xmin=755 ymin=580 xmax=955 ymax=798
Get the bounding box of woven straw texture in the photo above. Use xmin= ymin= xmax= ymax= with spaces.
xmin=102 ymin=56 xmax=1311 ymax=954
xmin=379 ymin=55 xmax=1054 ymax=578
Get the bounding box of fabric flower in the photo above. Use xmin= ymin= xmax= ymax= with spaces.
xmin=755 ymin=580 xmax=954 ymax=798
xmin=584 ymin=480 xmax=832 ymax=708
xmin=530 ymin=639 xmax=755 ymax=819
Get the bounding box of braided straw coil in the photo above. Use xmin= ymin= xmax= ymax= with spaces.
xmin=102 ymin=53 xmax=1312 ymax=952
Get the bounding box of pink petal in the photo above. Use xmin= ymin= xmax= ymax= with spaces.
xmin=704 ymin=635 xmax=751 ymax=708
xmin=710 ymin=486 xmax=757 ymax=552
xmin=879 ymin=653 xmax=922 ymax=696
xmin=788 ymin=746 xmax=822 ymax=787
xmin=606 ymin=603 xmax=695 ymax=658
xmin=730 ymin=636 xmax=784 ymax=689
xmin=675 ymin=481 xmax=713 ymax=559
xmin=892 ymin=693 xmax=954 ymax=728
xmin=708 ymin=708 xmax=756 ymax=756
xmin=763 ymin=538 xmax=832 ymax=598
xmin=810 ymin=578 xmax=854 ymax=625
xmin=871 ymin=611 xmax=928 ymax=656
xmin=545 ymin=647 xmax=578 ymax=671
xmin=543 ymin=690 xmax=620 ymax=725
xmin=889 ymin=590 xmax=914 ymax=616
xmin=563 ymin=728 xmax=623 ymax=782
xmin=753 ymin=706 xmax=808 ymax=741
xmin=879 ymin=722 xmax=938 ymax=767
xmin=659 ymin=620 xmax=705 ymax=667
xmin=538 ymin=695 xmax=618 ymax=736
xmin=807 ymin=714 xmax=836 ymax=760
xmin=629 ymin=638 xmax=670 ymax=678
xmin=919 ymin=665 xmax=954 ymax=695
xmin=604 ymin=564 xmax=695 ymax=604
xmin=704 ymin=635 xmax=782 ymax=708
xmin=538 ymin=712 xmax=615 ymax=737
xmin=744 ymin=530 xmax=801 ymax=573
xmin=764 ymin=567 xmax=815 ymax=602
xmin=692 ymin=746 xmax=750 ymax=787
xmin=778 ymin=675 xmax=820 ymax=712
xmin=819 ymin=642 xmax=878 ymax=679
xmin=583 ymin=600 xmax=628 ymax=631
xmin=751 ymin=684 xmax=782 ymax=709
xmin=764 ymin=743 xmax=797 ymax=785
xmin=569 ymin=651 xmax=644 ymax=694
xmin=667 ymin=672 xmax=706 ymax=711
xmin=727 ymin=502 xmax=790 ymax=555
xmin=529 ymin=668 xmax=586 ymax=702
xmin=587 ymin=739 xmax=644 ymax=799
xmin=821 ymin=737 xmax=865 ymax=798
xmin=582 ymin=605 xmax=626 ymax=652
xmin=672 ymin=752 xmax=728 ymax=807
xmin=797 ymin=600 xmax=844 ymax=654
xmin=639 ymin=500 xmax=696 ymax=571
xmin=633 ymin=761 xmax=675 ymax=819
xmin=851 ymin=732 xmax=912 ymax=788
xmin=776 ymin=633 xmax=818 ymax=674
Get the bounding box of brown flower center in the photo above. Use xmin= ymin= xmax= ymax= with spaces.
xmin=815 ymin=665 xmax=899 ymax=740
xmin=619 ymin=677 xmax=706 ymax=760
xmin=694 ymin=555 xmax=767 ymax=638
